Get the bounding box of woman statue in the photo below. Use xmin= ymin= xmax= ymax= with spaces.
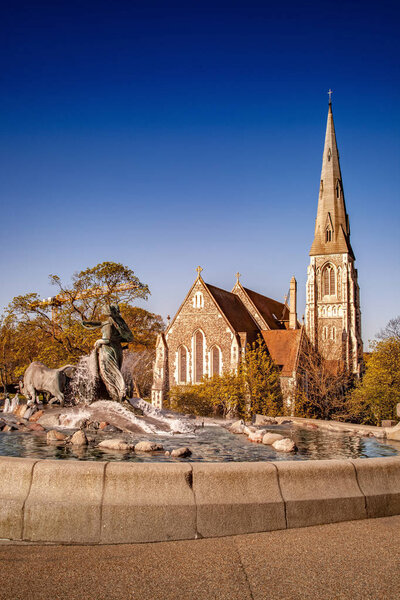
xmin=82 ymin=305 xmax=134 ymax=402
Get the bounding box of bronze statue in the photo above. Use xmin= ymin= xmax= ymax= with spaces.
xmin=82 ymin=305 xmax=133 ymax=402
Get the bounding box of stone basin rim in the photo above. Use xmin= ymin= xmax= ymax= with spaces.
xmin=1 ymin=454 xmax=399 ymax=545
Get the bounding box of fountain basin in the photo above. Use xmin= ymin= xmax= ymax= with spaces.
xmin=0 ymin=454 xmax=399 ymax=544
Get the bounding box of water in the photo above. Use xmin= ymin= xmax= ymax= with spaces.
xmin=0 ymin=425 xmax=399 ymax=462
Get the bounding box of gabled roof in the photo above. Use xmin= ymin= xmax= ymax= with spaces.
xmin=241 ymin=287 xmax=288 ymax=330
xmin=206 ymin=283 xmax=259 ymax=334
xmin=261 ymin=329 xmax=303 ymax=376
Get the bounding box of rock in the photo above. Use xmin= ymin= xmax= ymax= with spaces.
xmin=27 ymin=423 xmax=45 ymax=432
xmin=279 ymin=419 xmax=293 ymax=425
xmin=165 ymin=450 xmax=170 ymax=456
xmin=262 ymin=433 xmax=284 ymax=445
xmin=386 ymin=422 xmax=400 ymax=441
xmin=247 ymin=429 xmax=266 ymax=443
xmin=254 ymin=414 xmax=278 ymax=426
xmin=98 ymin=439 xmax=132 ymax=452
xmin=229 ymin=420 xmax=245 ymax=434
xmin=170 ymin=447 xmax=192 ymax=458
xmin=15 ymin=404 xmax=28 ymax=418
xmin=46 ymin=429 xmax=67 ymax=443
xmin=134 ymin=441 xmax=164 ymax=452
xmin=3 ymin=424 xmax=18 ymax=432
xmin=382 ymin=420 xmax=397 ymax=428
xmin=99 ymin=421 xmax=108 ymax=430
xmin=70 ymin=430 xmax=88 ymax=446
xmin=103 ymin=424 xmax=121 ymax=433
xmin=272 ymin=438 xmax=297 ymax=452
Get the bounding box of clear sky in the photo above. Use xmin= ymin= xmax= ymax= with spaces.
xmin=0 ymin=0 xmax=399 ymax=347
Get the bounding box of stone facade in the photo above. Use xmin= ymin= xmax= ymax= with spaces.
xmin=151 ymin=273 xmax=301 ymax=409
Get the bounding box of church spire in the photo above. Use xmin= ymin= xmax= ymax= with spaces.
xmin=310 ymin=98 xmax=354 ymax=258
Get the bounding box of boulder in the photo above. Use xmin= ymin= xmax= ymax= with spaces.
xmin=165 ymin=450 xmax=170 ymax=456
xmin=46 ymin=429 xmax=67 ymax=443
xmin=3 ymin=424 xmax=18 ymax=432
xmin=386 ymin=422 xmax=400 ymax=441
xmin=98 ymin=439 xmax=132 ymax=452
xmin=247 ymin=429 xmax=266 ymax=443
xmin=262 ymin=432 xmax=284 ymax=445
xmin=229 ymin=420 xmax=245 ymax=434
xmin=272 ymin=438 xmax=297 ymax=452
xmin=70 ymin=430 xmax=88 ymax=446
xmin=29 ymin=409 xmax=44 ymax=423
xmin=134 ymin=441 xmax=164 ymax=453
xmin=171 ymin=447 xmax=192 ymax=458
xmin=99 ymin=421 xmax=108 ymax=430
xmin=254 ymin=414 xmax=278 ymax=426
xmin=27 ymin=423 xmax=45 ymax=432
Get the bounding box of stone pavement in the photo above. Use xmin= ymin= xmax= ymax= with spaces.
xmin=0 ymin=516 xmax=399 ymax=600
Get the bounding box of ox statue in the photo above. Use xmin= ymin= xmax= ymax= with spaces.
xmin=20 ymin=361 xmax=76 ymax=407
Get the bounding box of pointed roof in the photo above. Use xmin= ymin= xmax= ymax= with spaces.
xmin=310 ymin=100 xmax=354 ymax=259
xmin=206 ymin=283 xmax=259 ymax=334
xmin=242 ymin=287 xmax=288 ymax=330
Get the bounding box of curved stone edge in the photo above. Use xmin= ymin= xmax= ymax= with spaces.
xmin=0 ymin=456 xmax=399 ymax=544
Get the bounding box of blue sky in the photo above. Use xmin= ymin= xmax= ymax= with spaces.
xmin=0 ymin=0 xmax=399 ymax=346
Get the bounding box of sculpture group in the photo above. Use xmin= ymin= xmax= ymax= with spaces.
xmin=18 ymin=305 xmax=134 ymax=406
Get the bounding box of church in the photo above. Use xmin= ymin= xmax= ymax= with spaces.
xmin=151 ymin=99 xmax=363 ymax=411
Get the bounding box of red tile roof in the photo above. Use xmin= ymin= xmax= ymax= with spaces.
xmin=206 ymin=283 xmax=259 ymax=334
xmin=261 ymin=329 xmax=303 ymax=376
xmin=242 ymin=287 xmax=288 ymax=330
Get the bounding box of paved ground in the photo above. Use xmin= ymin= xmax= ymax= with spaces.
xmin=0 ymin=516 xmax=399 ymax=600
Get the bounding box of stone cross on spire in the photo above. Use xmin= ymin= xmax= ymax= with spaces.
xmin=235 ymin=272 xmax=241 ymax=283
xmin=328 ymin=88 xmax=333 ymax=103
xmin=196 ymin=266 xmax=203 ymax=278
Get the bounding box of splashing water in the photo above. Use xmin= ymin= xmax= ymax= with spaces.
xmin=69 ymin=351 xmax=99 ymax=405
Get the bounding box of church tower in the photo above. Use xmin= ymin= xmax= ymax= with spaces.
xmin=305 ymin=97 xmax=363 ymax=375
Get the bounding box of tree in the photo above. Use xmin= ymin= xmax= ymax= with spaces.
xmin=121 ymin=350 xmax=155 ymax=398
xmin=0 ymin=262 xmax=162 ymax=382
xmin=294 ymin=337 xmax=352 ymax=420
xmin=347 ymin=337 xmax=400 ymax=425
xmin=242 ymin=338 xmax=283 ymax=417
xmin=376 ymin=316 xmax=400 ymax=342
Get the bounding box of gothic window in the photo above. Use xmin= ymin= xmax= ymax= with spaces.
xmin=336 ymin=180 xmax=341 ymax=199
xmin=327 ymin=148 xmax=332 ymax=162
xmin=210 ymin=346 xmax=221 ymax=377
xmin=322 ymin=264 xmax=336 ymax=296
xmin=331 ymin=327 xmax=336 ymax=341
xmin=326 ymin=228 xmax=332 ymax=242
xmin=193 ymin=292 xmax=204 ymax=309
xmin=178 ymin=346 xmax=188 ymax=383
xmin=322 ymin=326 xmax=328 ymax=340
xmin=194 ymin=330 xmax=205 ymax=383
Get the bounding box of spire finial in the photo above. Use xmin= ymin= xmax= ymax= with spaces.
xmin=196 ymin=265 xmax=203 ymax=278
xmin=235 ymin=272 xmax=241 ymax=283
xmin=328 ymin=89 xmax=333 ymax=105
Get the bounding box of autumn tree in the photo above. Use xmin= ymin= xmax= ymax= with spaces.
xmin=242 ymin=338 xmax=283 ymax=418
xmin=1 ymin=262 xmax=163 ymax=382
xmin=347 ymin=336 xmax=400 ymax=425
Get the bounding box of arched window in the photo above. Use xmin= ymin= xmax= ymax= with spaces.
xmin=331 ymin=327 xmax=336 ymax=341
xmin=194 ymin=330 xmax=204 ymax=383
xmin=322 ymin=326 xmax=328 ymax=341
xmin=210 ymin=346 xmax=221 ymax=377
xmin=322 ymin=264 xmax=336 ymax=296
xmin=326 ymin=228 xmax=332 ymax=242
xmin=178 ymin=346 xmax=188 ymax=383
xmin=336 ymin=180 xmax=341 ymax=199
